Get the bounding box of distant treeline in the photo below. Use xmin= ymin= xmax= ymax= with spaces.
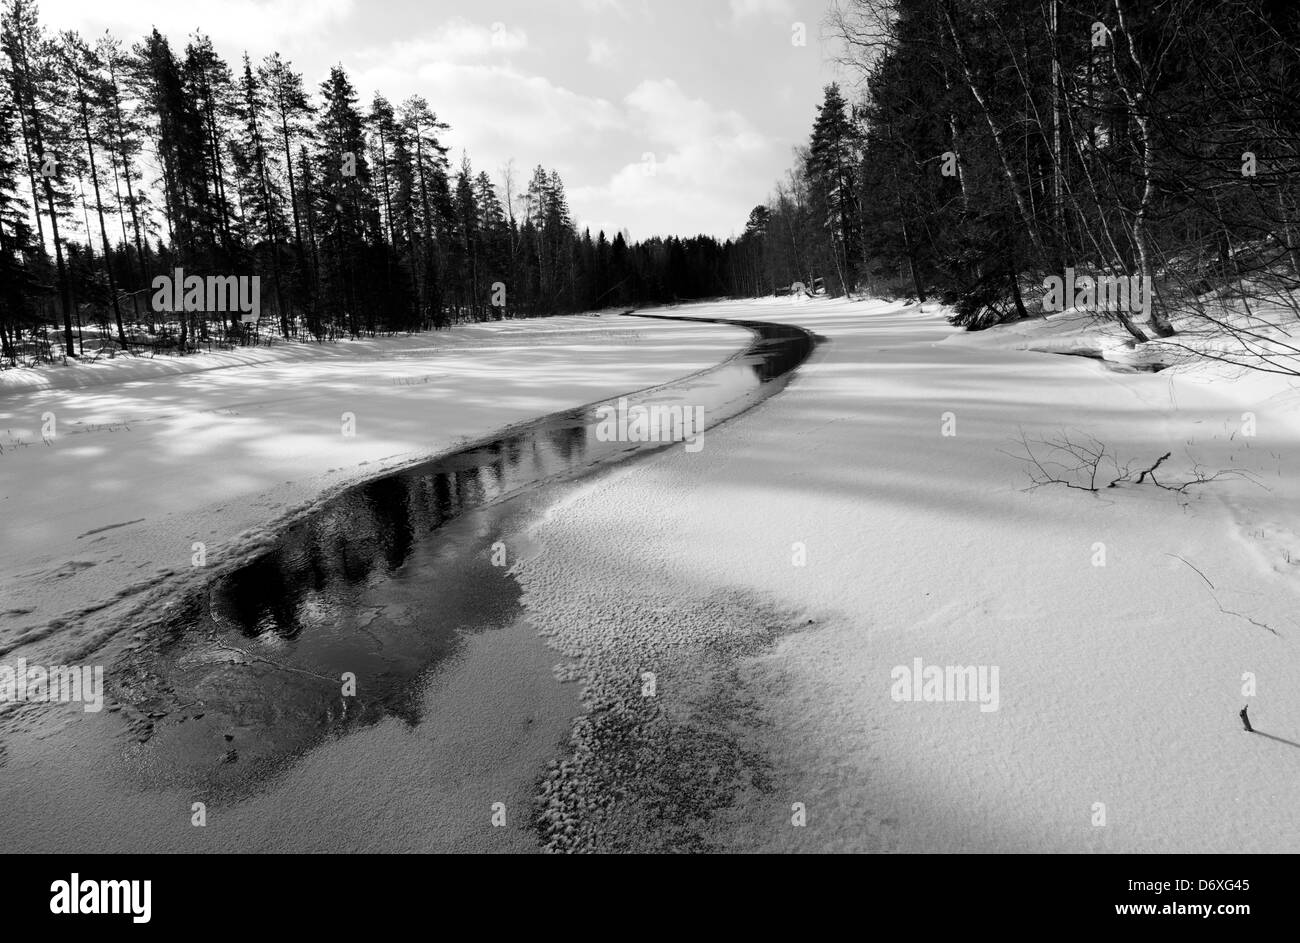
xmin=0 ymin=0 xmax=760 ymax=363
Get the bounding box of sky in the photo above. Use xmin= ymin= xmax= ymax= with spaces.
xmin=38 ymin=0 xmax=847 ymax=242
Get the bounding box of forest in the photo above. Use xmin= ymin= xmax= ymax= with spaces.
xmin=2 ymin=0 xmax=1299 ymax=365
xmin=0 ymin=0 xmax=747 ymax=363
xmin=752 ymin=0 xmax=1300 ymax=346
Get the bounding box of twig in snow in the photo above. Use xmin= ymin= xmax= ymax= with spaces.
xmin=1167 ymin=555 xmax=1279 ymax=636
xmin=1134 ymin=452 xmax=1172 ymax=485
xmin=1165 ymin=553 xmax=1214 ymax=589
xmin=1005 ymin=428 xmax=1261 ymax=494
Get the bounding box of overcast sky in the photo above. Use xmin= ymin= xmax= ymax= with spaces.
xmin=39 ymin=0 xmax=845 ymax=242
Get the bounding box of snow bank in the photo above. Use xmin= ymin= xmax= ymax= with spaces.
xmin=0 ymin=314 xmax=748 ymax=663
xmin=515 ymin=296 xmax=1300 ymax=852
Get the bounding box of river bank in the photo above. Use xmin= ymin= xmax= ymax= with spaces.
xmin=516 ymin=296 xmax=1300 ymax=852
xmin=0 ymin=314 xmax=747 ymax=666
xmin=0 ymin=310 xmax=807 ymax=852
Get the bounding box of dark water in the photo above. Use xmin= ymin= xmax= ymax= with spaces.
xmin=1056 ymin=349 xmax=1167 ymax=373
xmin=113 ymin=315 xmax=817 ymax=787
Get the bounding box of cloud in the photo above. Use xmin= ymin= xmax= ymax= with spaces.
xmin=37 ymin=0 xmax=833 ymax=241
xmin=40 ymin=0 xmax=354 ymax=54
xmin=587 ymin=37 xmax=616 ymax=67
xmin=578 ymin=0 xmax=649 ymax=16
xmin=572 ymin=79 xmax=772 ymax=239
xmin=350 ymin=48 xmax=624 ymax=184
xmin=353 ymin=18 xmax=527 ymax=68
xmin=729 ymin=0 xmax=796 ymax=20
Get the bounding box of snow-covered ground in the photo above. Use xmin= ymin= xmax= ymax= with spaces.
xmin=0 ymin=314 xmax=748 ymax=664
xmin=6 ymin=296 xmax=1300 ymax=853
xmin=515 ymin=296 xmax=1300 ymax=852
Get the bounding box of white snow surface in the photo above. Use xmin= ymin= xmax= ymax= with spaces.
xmin=6 ymin=296 xmax=1300 ymax=852
xmin=514 ymin=296 xmax=1300 ymax=852
xmin=0 ymin=314 xmax=747 ymax=662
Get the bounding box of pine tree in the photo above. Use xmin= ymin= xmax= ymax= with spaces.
xmin=0 ymin=34 xmax=34 ymax=360
xmin=232 ymin=52 xmax=289 ymax=335
xmin=3 ymin=0 xmax=77 ymax=355
xmin=400 ymin=95 xmax=450 ymax=327
xmin=454 ymin=156 xmax=480 ymax=319
xmin=59 ymin=30 xmax=128 ymax=347
xmin=806 ymin=82 xmax=862 ymax=295
xmin=184 ymin=34 xmax=238 ymax=263
xmin=258 ymin=52 xmax=313 ymax=283
xmin=314 ymin=65 xmax=377 ymax=335
xmin=135 ymin=26 xmax=219 ymax=346
xmin=473 ymin=169 xmax=508 ymax=315
xmin=97 ymin=33 xmax=151 ymax=314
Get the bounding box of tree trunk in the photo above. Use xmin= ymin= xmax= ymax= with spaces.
xmin=76 ymin=78 xmax=129 ymax=348
xmin=1110 ymin=0 xmax=1173 ymax=337
xmin=939 ymin=0 xmax=1046 ymax=262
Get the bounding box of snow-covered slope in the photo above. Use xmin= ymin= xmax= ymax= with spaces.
xmin=0 ymin=314 xmax=748 ymax=663
xmin=6 ymin=296 xmax=1300 ymax=853
xmin=514 ymin=296 xmax=1300 ymax=852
